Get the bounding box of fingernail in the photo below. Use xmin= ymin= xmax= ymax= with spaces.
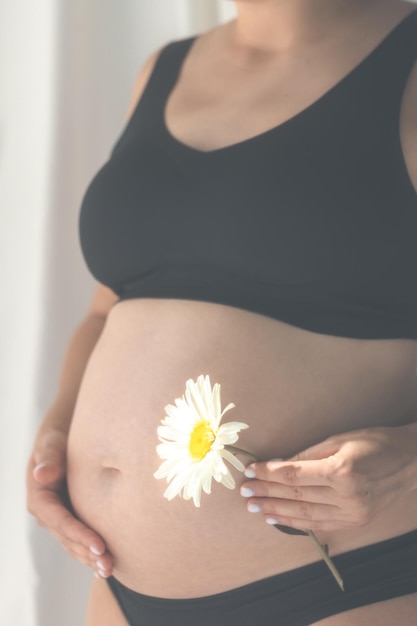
xmin=90 ymin=546 xmax=103 ymax=556
xmin=248 ymin=503 xmax=261 ymax=513
xmin=96 ymin=560 xmax=106 ymax=571
xmin=34 ymin=462 xmax=50 ymax=472
xmin=244 ymin=467 xmax=256 ymax=478
xmin=266 ymin=517 xmax=279 ymax=525
xmin=97 ymin=570 xmax=108 ymax=578
xmin=240 ymin=487 xmax=254 ymax=497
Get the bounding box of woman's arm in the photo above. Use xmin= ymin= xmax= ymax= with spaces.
xmin=240 ymin=422 xmax=417 ymax=532
xmin=26 ymin=284 xmax=119 ymax=578
xmin=27 ymin=44 xmax=165 ymax=578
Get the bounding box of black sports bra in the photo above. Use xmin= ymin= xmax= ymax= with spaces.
xmin=79 ymin=11 xmax=417 ymax=340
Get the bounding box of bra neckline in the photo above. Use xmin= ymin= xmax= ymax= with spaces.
xmin=161 ymin=9 xmax=417 ymax=158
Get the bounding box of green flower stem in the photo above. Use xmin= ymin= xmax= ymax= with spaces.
xmin=226 ymin=445 xmax=258 ymax=462
xmin=306 ymin=530 xmax=345 ymax=591
xmin=227 ymin=445 xmax=345 ymax=592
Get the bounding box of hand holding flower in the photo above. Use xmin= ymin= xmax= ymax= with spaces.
xmin=241 ymin=424 xmax=417 ymax=533
xmin=154 ymin=375 xmax=346 ymax=590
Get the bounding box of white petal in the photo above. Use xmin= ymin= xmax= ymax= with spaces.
xmin=220 ymin=448 xmax=246 ymax=472
xmin=185 ymin=378 xmax=208 ymax=421
xmin=191 ymin=487 xmax=202 ymax=507
xmin=218 ymin=421 xmax=249 ymax=434
xmin=201 ymin=468 xmax=213 ymax=495
xmin=157 ymin=425 xmax=189 ymax=443
xmin=220 ymin=402 xmax=236 ymax=420
xmin=213 ymin=382 xmax=221 ymax=421
xmin=210 ymin=452 xmax=229 ymax=481
xmin=220 ymin=468 xmax=236 ymax=490
xmin=182 ymin=465 xmax=207 ymax=506
xmin=217 ymin=421 xmax=249 ymax=444
xmin=156 ymin=442 xmax=188 ymax=460
xmin=154 ymin=455 xmax=185 ymax=479
xmin=164 ymin=403 xmax=186 ymax=422
xmin=205 ymin=379 xmax=217 ymax=420
xmin=166 ymin=457 xmax=195 ymax=482
xmin=163 ymin=465 xmax=195 ymax=501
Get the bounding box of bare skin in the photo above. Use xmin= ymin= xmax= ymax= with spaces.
xmin=27 ymin=0 xmax=417 ymax=624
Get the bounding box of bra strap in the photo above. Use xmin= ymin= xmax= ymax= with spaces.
xmin=134 ymin=36 xmax=198 ymax=125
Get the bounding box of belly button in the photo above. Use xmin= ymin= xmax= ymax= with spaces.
xmin=101 ymin=465 xmax=121 ymax=474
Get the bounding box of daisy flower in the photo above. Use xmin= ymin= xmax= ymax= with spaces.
xmin=154 ymin=374 xmax=249 ymax=507
xmin=153 ymin=374 xmax=344 ymax=590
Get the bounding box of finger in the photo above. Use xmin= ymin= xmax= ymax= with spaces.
xmin=240 ymin=480 xmax=336 ymax=505
xmin=244 ymin=458 xmax=337 ymax=487
xmin=32 ymin=490 xmax=107 ymax=556
xmin=27 ymin=471 xmax=108 ymax=558
xmin=32 ymin=431 xmax=68 ymax=484
xmin=33 ymin=461 xmax=65 ymax=485
xmin=265 ymin=514 xmax=355 ymax=533
xmin=33 ymin=429 xmax=67 ymax=463
xmin=69 ymin=540 xmax=113 ymax=573
xmin=244 ymin=496 xmax=343 ymax=525
xmin=50 ymin=533 xmax=99 ymax=568
xmin=243 ymin=497 xmax=355 ymax=532
xmin=49 ymin=528 xmax=113 ymax=570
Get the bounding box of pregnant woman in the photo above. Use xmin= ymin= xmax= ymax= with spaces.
xmin=27 ymin=1 xmax=417 ymax=624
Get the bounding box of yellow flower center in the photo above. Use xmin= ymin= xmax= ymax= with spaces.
xmin=189 ymin=421 xmax=216 ymax=460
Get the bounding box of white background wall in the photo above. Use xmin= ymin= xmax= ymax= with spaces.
xmin=0 ymin=2 xmax=236 ymax=625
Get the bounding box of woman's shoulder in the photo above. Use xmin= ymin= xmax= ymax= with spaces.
xmin=123 ymin=46 xmax=166 ymax=122
xmin=123 ymin=24 xmax=232 ymax=119
xmin=121 ymin=20 xmax=231 ymax=126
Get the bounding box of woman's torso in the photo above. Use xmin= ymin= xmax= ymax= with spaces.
xmin=67 ymin=3 xmax=417 ymax=598
xmin=68 ymin=300 xmax=417 ymax=597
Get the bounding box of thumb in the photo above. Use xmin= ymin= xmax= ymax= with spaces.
xmin=33 ymin=431 xmax=67 ymax=484
xmin=33 ymin=461 xmax=65 ymax=484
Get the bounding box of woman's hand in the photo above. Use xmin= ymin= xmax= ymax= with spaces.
xmin=240 ymin=423 xmax=417 ymax=532
xmin=26 ymin=427 xmax=113 ymax=578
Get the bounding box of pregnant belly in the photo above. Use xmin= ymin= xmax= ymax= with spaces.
xmin=67 ymin=298 xmax=417 ymax=597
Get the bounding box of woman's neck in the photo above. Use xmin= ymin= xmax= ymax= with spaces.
xmin=228 ymin=0 xmax=384 ymax=52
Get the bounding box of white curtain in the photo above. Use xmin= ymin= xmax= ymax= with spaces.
xmin=0 ymin=2 xmax=236 ymax=625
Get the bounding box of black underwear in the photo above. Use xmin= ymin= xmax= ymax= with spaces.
xmin=106 ymin=529 xmax=417 ymax=626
